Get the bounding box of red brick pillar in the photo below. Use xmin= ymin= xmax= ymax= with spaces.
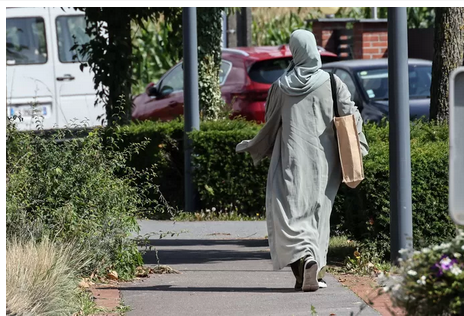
xmin=353 ymin=20 xmax=388 ymax=59
xmin=311 ymin=19 xmax=353 ymax=54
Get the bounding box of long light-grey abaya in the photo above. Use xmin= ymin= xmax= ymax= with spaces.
xmin=236 ymin=30 xmax=368 ymax=273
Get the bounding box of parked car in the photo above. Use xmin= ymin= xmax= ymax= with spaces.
xmin=321 ymin=58 xmax=432 ymax=123
xmin=6 ymin=7 xmax=103 ymax=130
xmin=132 ymin=45 xmax=339 ymax=123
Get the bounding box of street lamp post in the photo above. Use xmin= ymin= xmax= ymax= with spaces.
xmin=182 ymin=7 xmax=200 ymax=213
xmin=388 ymin=7 xmax=414 ymax=264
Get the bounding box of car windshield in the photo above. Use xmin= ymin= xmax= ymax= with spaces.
xmin=248 ymin=58 xmax=292 ymax=84
xmin=356 ymin=66 xmax=432 ymax=100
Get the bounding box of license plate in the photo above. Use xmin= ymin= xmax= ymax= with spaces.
xmin=8 ymin=104 xmax=51 ymax=118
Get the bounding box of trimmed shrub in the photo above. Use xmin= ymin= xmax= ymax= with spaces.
xmin=111 ymin=118 xmax=262 ymax=215
xmin=334 ymin=121 xmax=454 ymax=256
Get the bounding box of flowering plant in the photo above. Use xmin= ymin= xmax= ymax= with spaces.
xmin=381 ymin=229 xmax=464 ymax=315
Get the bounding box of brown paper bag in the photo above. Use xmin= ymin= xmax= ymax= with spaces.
xmin=330 ymin=73 xmax=364 ymax=189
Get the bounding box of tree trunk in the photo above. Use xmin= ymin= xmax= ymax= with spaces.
xmin=106 ymin=12 xmax=132 ymax=126
xmin=430 ymin=7 xmax=464 ymax=123
xmin=197 ymin=8 xmax=224 ymax=120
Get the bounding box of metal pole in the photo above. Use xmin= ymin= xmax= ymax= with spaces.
xmin=183 ymin=7 xmax=200 ymax=213
xmin=371 ymin=7 xmax=378 ymax=20
xmin=222 ymin=10 xmax=227 ymax=48
xmin=388 ymin=7 xmax=413 ymax=264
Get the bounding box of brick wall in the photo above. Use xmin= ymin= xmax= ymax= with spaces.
xmin=311 ymin=19 xmax=388 ymax=60
xmin=353 ymin=20 xmax=388 ymax=59
xmin=312 ymin=20 xmax=350 ymax=54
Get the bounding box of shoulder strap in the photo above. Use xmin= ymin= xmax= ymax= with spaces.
xmin=329 ymin=72 xmax=340 ymax=118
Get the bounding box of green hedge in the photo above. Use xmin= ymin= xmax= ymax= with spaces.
xmin=113 ymin=119 xmax=456 ymax=256
xmin=111 ymin=119 xmax=262 ymax=215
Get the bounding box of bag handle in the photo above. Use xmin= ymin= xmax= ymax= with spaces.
xmin=329 ymin=72 xmax=340 ymax=118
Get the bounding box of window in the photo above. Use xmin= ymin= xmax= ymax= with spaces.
xmin=356 ymin=66 xmax=432 ymax=100
xmin=159 ymin=64 xmax=184 ymax=95
xmin=335 ymin=69 xmax=358 ymax=102
xmin=56 ymin=15 xmax=90 ymax=63
xmin=248 ymin=58 xmax=292 ymax=84
xmin=219 ymin=60 xmax=232 ymax=85
xmin=159 ymin=61 xmax=232 ymax=95
xmin=6 ymin=17 xmax=47 ymax=65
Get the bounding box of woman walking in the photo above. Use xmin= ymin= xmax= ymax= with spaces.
xmin=236 ymin=30 xmax=368 ymax=292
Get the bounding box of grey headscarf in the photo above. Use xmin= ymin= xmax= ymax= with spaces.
xmin=278 ymin=30 xmax=330 ymax=96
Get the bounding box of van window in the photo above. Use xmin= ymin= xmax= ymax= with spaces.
xmin=56 ymin=15 xmax=90 ymax=63
xmin=6 ymin=17 xmax=47 ymax=65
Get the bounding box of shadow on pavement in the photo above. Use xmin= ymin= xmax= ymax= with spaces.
xmin=120 ymin=285 xmax=297 ymax=293
xmin=139 ymin=239 xmax=271 ymax=265
xmin=142 ymin=248 xmax=271 ymax=265
xmin=137 ymin=238 xmax=269 ymax=248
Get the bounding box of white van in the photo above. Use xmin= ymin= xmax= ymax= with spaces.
xmin=6 ymin=7 xmax=103 ymax=130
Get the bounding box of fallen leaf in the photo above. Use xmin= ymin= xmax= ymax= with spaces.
xmin=78 ymin=279 xmax=90 ymax=288
xmin=107 ymin=270 xmax=118 ymax=280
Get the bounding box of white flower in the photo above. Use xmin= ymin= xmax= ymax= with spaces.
xmin=461 ymin=245 xmax=464 ymax=250
xmin=383 ymin=285 xmax=391 ymax=292
xmin=398 ymin=248 xmax=409 ymax=254
xmin=451 ymin=266 xmax=463 ymax=276
xmin=440 ymin=257 xmax=452 ymax=265
xmin=407 ymin=270 xmax=418 ymax=276
xmin=205 ymin=209 xmax=211 ymax=213
xmin=212 ymin=207 xmax=216 ymax=212
xmin=417 ymin=275 xmax=427 ymax=285
xmin=422 ymin=248 xmax=431 ymax=254
xmin=454 ymin=252 xmax=462 ymax=259
xmin=414 ymin=251 xmax=421 ymax=256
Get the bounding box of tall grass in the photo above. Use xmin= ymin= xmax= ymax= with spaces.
xmin=251 ymin=7 xmax=323 ymax=46
xmin=6 ymin=238 xmax=90 ymax=316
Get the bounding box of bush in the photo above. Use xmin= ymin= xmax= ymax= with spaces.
xmin=381 ymin=229 xmax=464 ymax=315
xmin=6 ymin=118 xmax=146 ymax=279
xmin=115 ymin=119 xmax=455 ymax=258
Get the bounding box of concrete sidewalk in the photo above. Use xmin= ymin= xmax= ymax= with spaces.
xmin=121 ymin=221 xmax=380 ymax=316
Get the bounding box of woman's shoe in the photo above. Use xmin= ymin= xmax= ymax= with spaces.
xmin=318 ymin=279 xmax=327 ymax=288
xmin=302 ymin=260 xmax=319 ymax=292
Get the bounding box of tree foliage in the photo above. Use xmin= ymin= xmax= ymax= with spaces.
xmin=335 ymin=7 xmax=435 ymax=28
xmin=75 ymin=7 xmax=228 ymax=124
xmin=74 ymin=7 xmax=182 ymax=126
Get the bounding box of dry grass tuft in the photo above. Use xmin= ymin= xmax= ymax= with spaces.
xmin=6 ymin=238 xmax=90 ymax=316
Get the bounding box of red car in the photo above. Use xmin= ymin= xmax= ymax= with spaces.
xmin=132 ymin=45 xmax=339 ymax=123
